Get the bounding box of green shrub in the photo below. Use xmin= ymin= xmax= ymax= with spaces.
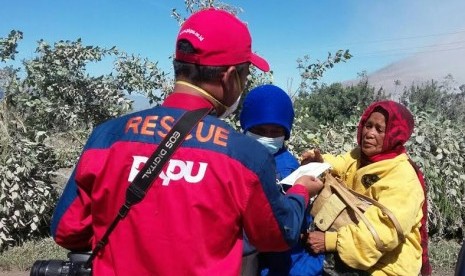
xmin=0 ymin=104 xmax=59 ymax=252
xmin=408 ymin=107 xmax=465 ymax=238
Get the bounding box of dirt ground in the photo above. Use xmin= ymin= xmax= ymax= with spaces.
xmin=0 ymin=272 xmax=27 ymax=276
xmin=432 ymin=266 xmax=456 ymax=275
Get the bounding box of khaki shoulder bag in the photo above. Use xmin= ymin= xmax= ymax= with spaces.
xmin=310 ymin=172 xmax=405 ymax=251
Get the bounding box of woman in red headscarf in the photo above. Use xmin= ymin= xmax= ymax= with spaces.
xmin=302 ymin=100 xmax=431 ymax=275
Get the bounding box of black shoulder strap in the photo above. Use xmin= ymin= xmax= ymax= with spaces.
xmin=86 ymin=107 xmax=211 ymax=267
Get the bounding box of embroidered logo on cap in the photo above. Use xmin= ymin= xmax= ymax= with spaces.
xmin=179 ymin=28 xmax=204 ymax=41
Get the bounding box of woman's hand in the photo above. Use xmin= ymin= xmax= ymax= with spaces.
xmin=300 ymin=149 xmax=324 ymax=165
xmin=305 ymin=230 xmax=326 ymax=254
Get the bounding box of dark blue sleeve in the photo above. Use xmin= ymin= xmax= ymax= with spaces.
xmin=274 ymin=149 xmax=299 ymax=180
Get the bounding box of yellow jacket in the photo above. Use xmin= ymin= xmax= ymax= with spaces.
xmin=323 ymin=148 xmax=424 ymax=276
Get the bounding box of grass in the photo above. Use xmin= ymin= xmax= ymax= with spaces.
xmin=0 ymin=238 xmax=67 ymax=272
xmin=0 ymin=237 xmax=462 ymax=273
xmin=429 ymin=238 xmax=463 ymax=273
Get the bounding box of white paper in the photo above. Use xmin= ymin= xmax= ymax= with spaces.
xmin=279 ymin=162 xmax=332 ymax=186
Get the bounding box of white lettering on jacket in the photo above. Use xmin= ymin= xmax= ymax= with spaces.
xmin=129 ymin=156 xmax=208 ymax=186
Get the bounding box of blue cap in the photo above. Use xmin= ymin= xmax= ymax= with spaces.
xmin=240 ymin=84 xmax=294 ymax=140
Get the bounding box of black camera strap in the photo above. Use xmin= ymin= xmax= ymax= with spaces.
xmin=86 ymin=107 xmax=211 ymax=268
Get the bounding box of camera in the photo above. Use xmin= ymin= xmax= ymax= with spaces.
xmin=30 ymin=252 xmax=92 ymax=276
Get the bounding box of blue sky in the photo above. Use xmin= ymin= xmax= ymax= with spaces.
xmin=2 ymin=0 xmax=465 ymax=93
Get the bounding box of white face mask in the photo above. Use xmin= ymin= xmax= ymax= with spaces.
xmin=219 ymin=94 xmax=241 ymax=119
xmin=246 ymin=132 xmax=285 ymax=154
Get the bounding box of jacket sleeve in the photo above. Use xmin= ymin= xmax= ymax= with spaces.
xmin=275 ymin=150 xmax=300 ymax=180
xmin=323 ymin=150 xmax=359 ymax=182
xmin=51 ymin=134 xmax=109 ymax=251
xmin=242 ymin=154 xmax=309 ymax=252
xmin=51 ymin=161 xmax=91 ymax=250
xmin=325 ymin=159 xmax=424 ymax=270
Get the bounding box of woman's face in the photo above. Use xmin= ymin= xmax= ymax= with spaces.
xmin=361 ymin=111 xmax=386 ymax=157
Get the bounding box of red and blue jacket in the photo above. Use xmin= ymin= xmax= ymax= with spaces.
xmin=51 ymin=93 xmax=310 ymax=276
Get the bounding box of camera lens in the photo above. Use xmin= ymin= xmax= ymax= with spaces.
xmin=30 ymin=260 xmax=69 ymax=276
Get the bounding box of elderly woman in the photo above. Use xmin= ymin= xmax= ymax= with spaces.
xmin=303 ymin=100 xmax=431 ymax=275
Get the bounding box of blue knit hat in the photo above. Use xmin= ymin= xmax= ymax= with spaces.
xmin=240 ymin=84 xmax=294 ymax=140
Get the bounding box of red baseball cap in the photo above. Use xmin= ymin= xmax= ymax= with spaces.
xmin=175 ymin=8 xmax=270 ymax=72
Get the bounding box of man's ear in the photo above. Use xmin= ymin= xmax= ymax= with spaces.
xmin=221 ymin=66 xmax=237 ymax=86
xmin=220 ymin=66 xmax=240 ymax=105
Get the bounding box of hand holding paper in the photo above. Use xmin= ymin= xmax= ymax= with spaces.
xmin=279 ymin=162 xmax=332 ymax=186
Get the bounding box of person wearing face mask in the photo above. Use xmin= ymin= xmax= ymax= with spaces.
xmin=240 ymin=84 xmax=299 ymax=182
xmin=50 ymin=9 xmax=324 ymax=276
xmin=240 ymin=84 xmax=325 ymax=276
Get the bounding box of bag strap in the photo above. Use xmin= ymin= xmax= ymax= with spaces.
xmin=346 ymin=187 xmax=406 ymax=244
xmin=85 ymin=107 xmax=211 ymax=267
xmin=327 ymin=174 xmax=405 ymax=251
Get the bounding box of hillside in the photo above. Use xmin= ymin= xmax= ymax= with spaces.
xmin=347 ymin=31 xmax=465 ymax=98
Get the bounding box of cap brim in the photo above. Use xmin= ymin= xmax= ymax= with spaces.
xmin=250 ymin=53 xmax=270 ymax=72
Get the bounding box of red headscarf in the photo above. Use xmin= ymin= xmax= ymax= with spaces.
xmin=357 ymin=100 xmax=414 ymax=162
xmin=357 ymin=100 xmax=431 ymax=275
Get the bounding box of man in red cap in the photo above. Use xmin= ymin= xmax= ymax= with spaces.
xmin=51 ymin=8 xmax=322 ymax=275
